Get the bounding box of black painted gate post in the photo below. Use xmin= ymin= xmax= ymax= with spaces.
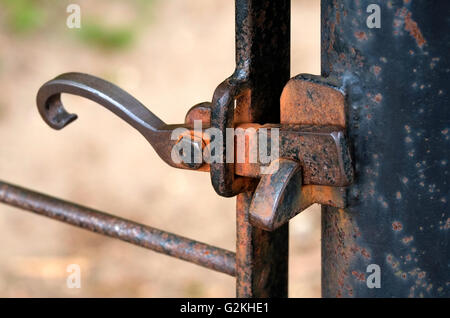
xmin=321 ymin=0 xmax=449 ymax=297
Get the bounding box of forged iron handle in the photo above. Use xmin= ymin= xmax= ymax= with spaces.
xmin=37 ymin=72 xmax=166 ymax=134
xmin=36 ymin=72 xmax=187 ymax=169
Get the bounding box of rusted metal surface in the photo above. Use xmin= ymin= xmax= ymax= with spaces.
xmin=279 ymin=74 xmax=351 ymax=187
xmin=236 ymin=192 xmax=288 ymax=297
xmin=184 ymin=102 xmax=211 ymax=127
xmin=173 ymin=132 xmax=206 ymax=170
xmin=249 ymin=160 xmax=348 ymax=232
xmin=233 ymin=0 xmax=290 ymax=297
xmin=281 ymin=74 xmax=346 ymax=128
xmin=210 ymin=79 xmax=257 ymax=197
xmin=0 ymin=180 xmax=236 ymax=277
xmin=36 ymin=73 xmax=352 ymax=189
xmin=301 ymin=185 xmax=346 ymax=209
xmin=234 ymin=124 xmax=353 ymax=186
xmin=249 ymin=159 xmax=302 ymax=231
xmin=244 ymin=73 xmax=351 ymax=232
xmin=209 ymin=0 xmax=290 ymax=199
xmin=322 ymin=0 xmax=449 ymax=297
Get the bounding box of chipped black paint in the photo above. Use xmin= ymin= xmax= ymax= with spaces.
xmin=322 ymin=0 xmax=449 ymax=297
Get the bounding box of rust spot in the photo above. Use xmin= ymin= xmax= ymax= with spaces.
xmin=402 ymin=236 xmax=414 ymax=244
xmin=360 ymin=248 xmax=371 ymax=259
xmin=184 ymin=102 xmax=211 ymax=126
xmin=354 ymin=31 xmax=368 ymax=41
xmin=404 ymin=125 xmax=411 ymax=133
xmin=392 ymin=222 xmax=403 ymax=231
xmin=351 ymin=271 xmax=365 ymax=281
xmin=372 ymin=65 xmax=382 ymax=77
xmin=444 ymin=218 xmax=450 ymax=230
xmin=373 ymin=93 xmax=383 ymax=103
xmin=280 ymin=76 xmax=346 ymax=128
xmin=401 ymin=9 xmax=427 ymax=48
xmin=404 ymin=13 xmax=426 ymax=47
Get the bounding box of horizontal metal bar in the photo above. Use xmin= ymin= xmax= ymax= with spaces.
xmin=0 ymin=180 xmax=236 ymax=276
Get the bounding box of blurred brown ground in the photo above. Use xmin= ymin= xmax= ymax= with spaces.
xmin=0 ymin=0 xmax=321 ymax=297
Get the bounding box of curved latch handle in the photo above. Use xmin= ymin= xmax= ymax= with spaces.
xmin=36 ymin=72 xmax=192 ymax=169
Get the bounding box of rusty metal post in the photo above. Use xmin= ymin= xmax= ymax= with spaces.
xmin=234 ymin=0 xmax=290 ymax=297
xmin=321 ymin=0 xmax=449 ymax=297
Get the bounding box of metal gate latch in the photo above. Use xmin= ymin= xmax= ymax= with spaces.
xmin=36 ymin=72 xmax=353 ymax=231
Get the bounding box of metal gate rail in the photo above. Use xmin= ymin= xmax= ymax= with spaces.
xmin=0 ymin=181 xmax=236 ymax=276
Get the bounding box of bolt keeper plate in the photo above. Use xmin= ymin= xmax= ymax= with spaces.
xmin=248 ymin=74 xmax=351 ymax=231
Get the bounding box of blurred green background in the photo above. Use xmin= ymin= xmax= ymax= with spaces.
xmin=0 ymin=0 xmax=157 ymax=48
